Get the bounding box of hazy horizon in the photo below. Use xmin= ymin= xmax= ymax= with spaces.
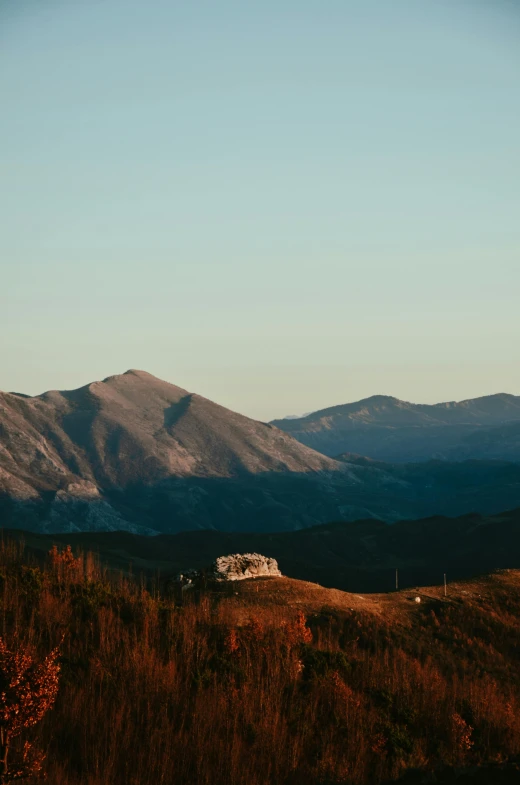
xmin=2 ymin=0 xmax=519 ymax=421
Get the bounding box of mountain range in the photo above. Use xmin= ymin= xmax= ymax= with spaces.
xmin=1 ymin=371 xmax=520 ymax=535
xmin=272 ymin=393 xmax=520 ymax=462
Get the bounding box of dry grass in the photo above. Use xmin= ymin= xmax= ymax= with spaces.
xmin=0 ymin=539 xmax=519 ymax=785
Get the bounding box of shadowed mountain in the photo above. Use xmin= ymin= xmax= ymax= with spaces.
xmin=271 ymin=393 xmax=520 ymax=462
xmin=450 ymin=420 xmax=520 ymax=461
xmin=3 ymin=371 xmax=520 ymax=535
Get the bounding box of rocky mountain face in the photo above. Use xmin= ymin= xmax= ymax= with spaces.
xmin=2 ymin=371 xmax=520 ymax=535
xmin=0 ymin=370 xmax=355 ymax=533
xmin=272 ymin=393 xmax=520 ymax=462
xmin=0 ymin=369 xmax=335 ymax=486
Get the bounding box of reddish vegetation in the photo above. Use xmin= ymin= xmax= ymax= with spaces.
xmin=0 ymin=635 xmax=60 ymax=782
xmin=0 ymin=540 xmax=519 ymax=784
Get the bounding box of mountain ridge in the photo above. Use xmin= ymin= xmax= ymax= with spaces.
xmin=275 ymin=391 xmax=520 ymax=425
xmin=272 ymin=392 xmax=520 ymax=462
xmin=3 ymin=371 xmax=520 ymax=535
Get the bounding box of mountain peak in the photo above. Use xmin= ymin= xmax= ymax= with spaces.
xmin=102 ymin=369 xmax=164 ymax=384
xmin=0 ymin=368 xmax=337 ymax=484
xmin=357 ymin=394 xmax=402 ymax=405
xmin=122 ymin=369 xmax=157 ymax=379
xmin=96 ymin=370 xmax=190 ymax=398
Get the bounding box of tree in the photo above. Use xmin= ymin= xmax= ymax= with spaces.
xmin=0 ymin=638 xmax=61 ymax=782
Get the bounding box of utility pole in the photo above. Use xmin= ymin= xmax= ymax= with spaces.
xmin=444 ymin=573 xmax=447 ymax=597
xmin=395 ymin=568 xmax=399 ymax=591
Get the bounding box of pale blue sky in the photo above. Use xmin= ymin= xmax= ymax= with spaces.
xmin=1 ymin=0 xmax=519 ymax=420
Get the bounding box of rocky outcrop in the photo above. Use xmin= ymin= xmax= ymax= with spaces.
xmin=177 ymin=553 xmax=282 ymax=587
xmin=210 ymin=553 xmax=282 ymax=581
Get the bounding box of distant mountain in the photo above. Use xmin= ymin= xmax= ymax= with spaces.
xmin=271 ymin=393 xmax=520 ymax=462
xmin=0 ymin=369 xmax=336 ymax=484
xmin=2 ymin=372 xmax=520 ymax=535
xmin=0 ymin=370 xmax=352 ymax=533
xmin=11 ymin=506 xmax=520 ymax=593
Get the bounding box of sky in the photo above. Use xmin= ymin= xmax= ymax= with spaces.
xmin=1 ymin=0 xmax=519 ymax=421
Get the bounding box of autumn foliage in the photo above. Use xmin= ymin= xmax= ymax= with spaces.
xmin=48 ymin=545 xmax=81 ymax=575
xmin=0 ymin=538 xmax=519 ymax=784
xmin=0 ymin=638 xmax=60 ymax=782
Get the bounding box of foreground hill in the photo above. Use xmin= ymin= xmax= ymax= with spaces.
xmin=272 ymin=393 xmax=520 ymax=462
xmin=3 ymin=371 xmax=520 ymax=534
xmin=9 ymin=506 xmax=520 ymax=593
xmin=1 ymin=537 xmax=519 ymax=785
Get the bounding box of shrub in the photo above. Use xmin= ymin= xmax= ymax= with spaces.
xmin=0 ymin=637 xmax=61 ymax=782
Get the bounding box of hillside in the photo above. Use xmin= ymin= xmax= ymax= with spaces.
xmin=8 ymin=506 xmax=520 ymax=593
xmin=1 ymin=537 xmax=519 ymax=785
xmin=451 ymin=420 xmax=520 ymax=461
xmin=272 ymin=393 xmax=520 ymax=462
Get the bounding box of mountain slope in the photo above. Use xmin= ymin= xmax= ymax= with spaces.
xmin=272 ymin=393 xmax=520 ymax=462
xmin=2 ymin=372 xmax=520 ymax=535
xmin=0 ymin=369 xmax=336 ymax=488
xmin=450 ymin=420 xmax=520 ymax=461
xmin=0 ymin=370 xmax=359 ymax=533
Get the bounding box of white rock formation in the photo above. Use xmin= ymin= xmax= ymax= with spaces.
xmin=176 ymin=553 xmax=282 ymax=585
xmin=210 ymin=553 xmax=282 ymax=581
